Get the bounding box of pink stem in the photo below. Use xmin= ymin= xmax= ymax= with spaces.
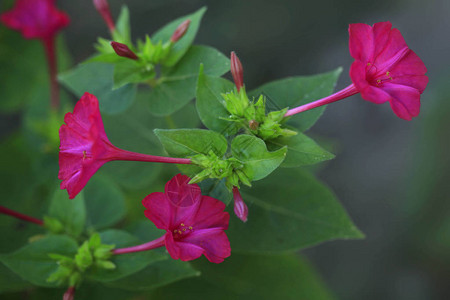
xmin=0 ymin=206 xmax=43 ymax=226
xmin=42 ymin=37 xmax=59 ymax=110
xmin=113 ymin=235 xmax=166 ymax=255
xmin=111 ymin=147 xmax=192 ymax=165
xmin=284 ymin=84 xmax=359 ymax=117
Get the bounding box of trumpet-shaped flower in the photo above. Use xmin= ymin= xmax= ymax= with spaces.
xmin=285 ymin=22 xmax=428 ymax=120
xmin=59 ymin=93 xmax=191 ymax=199
xmin=114 ymin=174 xmax=231 ymax=263
xmin=0 ymin=0 xmax=69 ymax=40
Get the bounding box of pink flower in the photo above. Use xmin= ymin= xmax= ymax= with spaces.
xmin=232 ymin=186 xmax=248 ymax=222
xmin=113 ymin=174 xmax=231 ymax=263
xmin=349 ymin=22 xmax=428 ymax=120
xmin=143 ymin=174 xmax=231 ymax=263
xmin=0 ymin=0 xmax=69 ymax=40
xmin=170 ymin=19 xmax=191 ymax=43
xmin=285 ymin=22 xmax=428 ymax=120
xmin=230 ymin=51 xmax=244 ymax=92
xmin=59 ymin=93 xmax=191 ymax=199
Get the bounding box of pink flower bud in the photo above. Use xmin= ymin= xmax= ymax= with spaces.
xmin=170 ymin=19 xmax=191 ymax=42
xmin=232 ymin=186 xmax=248 ymax=222
xmin=230 ymin=51 xmax=244 ymax=92
xmin=93 ymin=0 xmax=115 ymax=32
xmin=63 ymin=286 xmax=75 ymax=300
xmin=110 ymin=41 xmax=138 ymax=60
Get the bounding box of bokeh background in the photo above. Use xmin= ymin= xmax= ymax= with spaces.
xmin=2 ymin=0 xmax=450 ymax=299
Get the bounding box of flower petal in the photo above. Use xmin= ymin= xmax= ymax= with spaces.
xmin=165 ymin=232 xmax=204 ymax=261
xmin=373 ymin=28 xmax=408 ymax=69
xmin=143 ymin=192 xmax=172 ymax=230
xmin=181 ymin=228 xmax=231 ymax=263
xmin=382 ymin=83 xmax=421 ymax=120
xmin=349 ymin=23 xmax=374 ymax=62
xmin=185 ymin=196 xmax=229 ymax=230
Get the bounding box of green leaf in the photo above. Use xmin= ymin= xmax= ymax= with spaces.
xmin=154 ymin=128 xmax=228 ymax=176
xmin=151 ymin=7 xmax=206 ymax=67
xmin=147 ymin=45 xmax=230 ymax=116
xmin=86 ymin=230 xmax=166 ymax=282
xmin=0 ymin=235 xmax=78 ymax=287
xmin=227 ymin=168 xmax=364 ymax=253
xmin=47 ymin=189 xmax=86 ymax=238
xmin=58 ymin=62 xmax=137 ymax=115
xmin=113 ymin=6 xmax=132 ymax=45
xmin=100 ymin=99 xmax=164 ymax=190
xmin=196 ymin=66 xmax=237 ymax=135
xmin=231 ymin=135 xmax=287 ymax=181
xmin=0 ymin=263 xmax=31 ymax=294
xmin=249 ymin=68 xmax=342 ymax=132
xmin=103 ymin=260 xmax=199 ymax=291
xmin=151 ymin=254 xmax=334 ymax=300
xmin=112 ymin=60 xmax=149 ymax=89
xmin=84 ymin=175 xmax=126 ymax=230
xmin=198 ymin=179 xmax=232 ymax=205
xmin=268 ymin=133 xmax=335 ymax=167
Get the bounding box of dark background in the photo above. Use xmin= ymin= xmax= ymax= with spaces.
xmin=6 ymin=0 xmax=450 ymax=299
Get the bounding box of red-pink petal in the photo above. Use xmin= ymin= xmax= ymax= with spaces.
xmin=143 ymin=192 xmax=172 ymax=230
xmin=373 ymin=28 xmax=408 ymax=68
xmin=184 ymin=196 xmax=229 ymax=230
xmin=349 ymin=23 xmax=374 ymax=62
xmin=382 ymin=83 xmax=421 ymax=120
xmin=181 ymin=228 xmax=231 ymax=263
xmin=165 ymin=231 xmax=204 ymax=261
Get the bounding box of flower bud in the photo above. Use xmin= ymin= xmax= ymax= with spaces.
xmin=232 ymin=187 xmax=248 ymax=222
xmin=63 ymin=286 xmax=75 ymax=300
xmin=230 ymin=51 xmax=244 ymax=92
xmin=171 ymin=19 xmax=191 ymax=42
xmin=93 ymin=0 xmax=115 ymax=32
xmin=111 ymin=41 xmax=138 ymax=60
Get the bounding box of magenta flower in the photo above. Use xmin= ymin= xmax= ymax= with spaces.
xmin=0 ymin=0 xmax=69 ymax=40
xmin=114 ymin=174 xmax=231 ymax=263
xmin=232 ymin=186 xmax=248 ymax=222
xmin=93 ymin=0 xmax=115 ymax=32
xmin=285 ymin=22 xmax=428 ymax=120
xmin=59 ymin=93 xmax=191 ymax=199
xmin=1 ymin=0 xmax=70 ymax=109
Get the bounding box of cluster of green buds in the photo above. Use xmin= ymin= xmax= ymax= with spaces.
xmin=92 ymin=17 xmax=191 ymax=88
xmin=222 ymin=52 xmax=297 ymax=140
xmin=190 ymin=150 xmax=252 ymax=190
xmin=47 ymin=233 xmax=115 ymax=287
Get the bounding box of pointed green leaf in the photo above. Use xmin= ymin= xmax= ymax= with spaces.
xmin=231 ymin=135 xmax=287 ymax=181
xmin=227 ymin=168 xmax=364 ymax=253
xmin=268 ymin=133 xmax=335 ymax=167
xmin=151 ymin=7 xmax=206 ymax=67
xmin=0 ymin=235 xmax=78 ymax=287
xmin=151 ymin=254 xmax=334 ymax=300
xmin=196 ymin=66 xmax=237 ymax=135
xmin=154 ymin=128 xmax=228 ymax=176
xmin=113 ymin=6 xmax=132 ymax=45
xmin=84 ymin=175 xmax=126 ymax=230
xmin=146 ymin=45 xmax=230 ymax=116
xmin=58 ymin=62 xmax=137 ymax=115
xmin=249 ymin=68 xmax=342 ymax=132
xmin=48 ymin=189 xmax=86 ymax=238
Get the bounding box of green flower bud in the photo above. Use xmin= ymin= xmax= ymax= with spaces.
xmin=43 ymin=216 xmax=64 ymax=234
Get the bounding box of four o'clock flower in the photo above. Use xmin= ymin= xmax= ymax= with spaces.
xmin=232 ymin=187 xmax=248 ymax=222
xmin=230 ymin=51 xmax=244 ymax=92
xmin=58 ymin=93 xmax=191 ymax=199
xmin=113 ymin=174 xmax=231 ymax=263
xmin=170 ymin=19 xmax=191 ymax=43
xmin=0 ymin=0 xmax=70 ymax=109
xmin=285 ymin=22 xmax=428 ymax=120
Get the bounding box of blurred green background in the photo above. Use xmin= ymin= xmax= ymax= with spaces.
xmin=1 ymin=0 xmax=449 ymax=299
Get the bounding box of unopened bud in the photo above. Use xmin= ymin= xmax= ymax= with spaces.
xmin=232 ymin=186 xmax=248 ymax=222
xmin=63 ymin=286 xmax=75 ymax=300
xmin=171 ymin=19 xmax=191 ymax=42
xmin=93 ymin=0 xmax=115 ymax=32
xmin=111 ymin=41 xmax=138 ymax=60
xmin=249 ymin=120 xmax=259 ymax=131
xmin=230 ymin=51 xmax=244 ymax=92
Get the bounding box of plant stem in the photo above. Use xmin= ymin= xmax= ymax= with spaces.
xmin=0 ymin=206 xmax=43 ymax=226
xmin=284 ymin=84 xmax=359 ymax=117
xmin=42 ymin=37 xmax=60 ymax=110
xmin=113 ymin=235 xmax=166 ymax=255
